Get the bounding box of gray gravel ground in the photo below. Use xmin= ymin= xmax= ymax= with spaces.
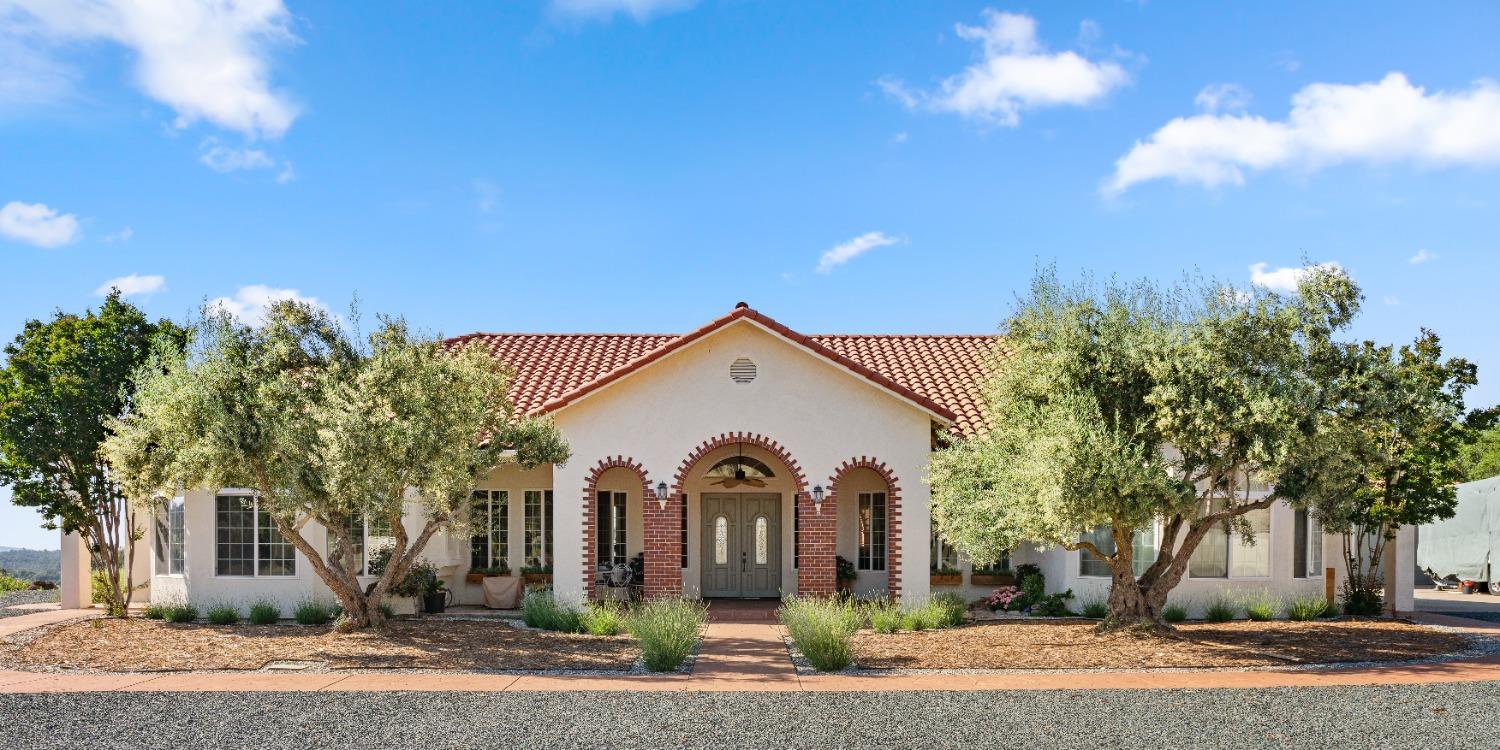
xmin=0 ymin=589 xmax=58 ymax=618
xmin=3 ymin=683 xmax=1500 ymax=749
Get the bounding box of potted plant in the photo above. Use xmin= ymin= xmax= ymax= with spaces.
xmin=835 ymin=555 xmax=857 ymax=593
xmin=387 ymin=558 xmax=449 ymax=614
xmin=930 ymin=565 xmax=962 ymax=587
xmin=971 ymin=566 xmax=1015 ymax=587
xmin=522 ymin=562 xmax=553 ymax=586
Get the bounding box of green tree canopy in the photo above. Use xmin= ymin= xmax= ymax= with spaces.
xmin=1460 ymin=423 xmax=1500 ymax=482
xmin=0 ymin=291 xmax=186 ymax=614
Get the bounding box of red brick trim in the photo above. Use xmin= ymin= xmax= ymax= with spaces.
xmin=581 ymin=457 xmax=672 ymax=599
xmin=828 ymin=458 xmax=903 ymax=599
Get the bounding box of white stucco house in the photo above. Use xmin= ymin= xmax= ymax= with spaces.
xmin=60 ymin=303 xmax=1416 ymax=615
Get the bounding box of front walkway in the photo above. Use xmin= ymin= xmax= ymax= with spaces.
xmin=2 ymin=606 xmax=1499 ymax=693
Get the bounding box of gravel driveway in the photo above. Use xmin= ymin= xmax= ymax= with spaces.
xmin=1 ymin=683 xmax=1496 ymax=749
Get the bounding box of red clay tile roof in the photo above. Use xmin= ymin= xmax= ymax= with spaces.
xmin=446 ymin=305 xmax=1002 ymax=435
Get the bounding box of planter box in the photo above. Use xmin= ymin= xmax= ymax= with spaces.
xmin=522 ymin=572 xmax=553 ymax=587
xmin=467 ymin=572 xmax=512 ymax=585
xmin=971 ymin=573 xmax=1015 ymax=587
xmin=930 ymin=573 xmax=962 ymax=587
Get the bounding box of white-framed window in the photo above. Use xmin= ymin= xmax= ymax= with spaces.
xmin=596 ymin=490 xmax=627 ymax=567
xmin=1293 ymin=509 xmax=1323 ymax=579
xmin=931 ymin=527 xmax=959 ymax=571
xmin=470 ymin=490 xmax=509 ymax=570
xmin=153 ymin=497 xmax=185 ymax=576
xmin=328 ymin=512 xmax=396 ymax=576
xmin=524 ymin=489 xmax=553 ymax=568
xmin=1079 ymin=524 xmax=1158 ymax=578
xmin=857 ymin=491 xmax=887 ymax=571
xmin=215 ymin=493 xmax=295 ymax=577
xmin=1189 ymin=503 xmax=1272 ymax=579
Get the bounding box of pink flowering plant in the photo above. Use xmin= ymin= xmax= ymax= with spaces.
xmin=986 ymin=586 xmax=1023 ymax=612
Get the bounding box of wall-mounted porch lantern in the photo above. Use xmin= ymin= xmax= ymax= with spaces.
xmin=656 ymin=481 xmax=669 ymax=511
xmin=812 ymin=485 xmax=825 ymax=514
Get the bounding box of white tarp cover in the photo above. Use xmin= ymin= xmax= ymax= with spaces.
xmin=1418 ymin=475 xmax=1500 ymax=582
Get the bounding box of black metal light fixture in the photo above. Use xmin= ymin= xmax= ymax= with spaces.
xmin=656 ymin=481 xmax=669 ymax=511
xmin=812 ymin=485 xmax=825 ymax=514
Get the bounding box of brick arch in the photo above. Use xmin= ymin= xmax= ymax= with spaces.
xmin=671 ymin=431 xmax=809 ymax=497
xmin=827 ymin=457 xmax=904 ymax=599
xmin=580 ymin=456 xmax=660 ymax=599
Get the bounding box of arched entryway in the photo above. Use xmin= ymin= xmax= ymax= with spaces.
xmin=828 ymin=457 xmax=903 ymax=599
xmin=580 ymin=457 xmax=673 ymax=599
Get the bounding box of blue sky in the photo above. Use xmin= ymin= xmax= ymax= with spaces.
xmin=3 ymin=1 xmax=1499 ymax=548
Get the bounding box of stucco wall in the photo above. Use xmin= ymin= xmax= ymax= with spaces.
xmin=551 ymin=319 xmax=936 ymax=605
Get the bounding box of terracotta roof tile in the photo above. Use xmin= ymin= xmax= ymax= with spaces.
xmin=446 ymin=308 xmax=1003 ymax=436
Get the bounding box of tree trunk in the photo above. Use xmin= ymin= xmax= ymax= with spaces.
xmin=1100 ymin=570 xmax=1174 ymax=635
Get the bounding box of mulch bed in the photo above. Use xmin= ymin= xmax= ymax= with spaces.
xmin=850 ymin=619 xmax=1472 ymax=670
xmin=5 ymin=618 xmax=638 ymax=673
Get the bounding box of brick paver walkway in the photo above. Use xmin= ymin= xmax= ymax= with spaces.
xmin=2 ymin=607 xmax=1498 ymax=693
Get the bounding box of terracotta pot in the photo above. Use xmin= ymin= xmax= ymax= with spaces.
xmin=930 ymin=573 xmax=962 ymax=587
xmin=971 ymin=573 xmax=1015 ymax=587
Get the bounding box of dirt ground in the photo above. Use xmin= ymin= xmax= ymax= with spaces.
xmin=5 ymin=618 xmax=639 ymax=673
xmin=850 ymin=619 xmax=1472 ymax=670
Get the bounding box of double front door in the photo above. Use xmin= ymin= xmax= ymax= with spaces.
xmin=701 ymin=493 xmax=781 ymax=598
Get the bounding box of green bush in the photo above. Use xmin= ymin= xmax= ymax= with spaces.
xmin=902 ymin=607 xmax=931 ymax=631
xmin=865 ymin=599 xmax=904 ymax=634
xmin=929 ymin=593 xmax=967 ymax=628
xmin=0 ymin=574 xmax=29 ymax=593
xmin=1162 ymin=602 xmax=1188 ymax=623
xmin=1242 ymin=591 xmax=1278 ymax=622
xmin=580 ymin=600 xmax=626 ymax=636
xmin=1017 ymin=565 xmax=1045 ymax=608
xmin=1030 ymin=590 xmax=1074 ymax=617
xmin=248 ymin=599 xmax=281 ymax=625
xmin=1080 ymin=597 xmax=1108 ymax=619
xmin=166 ymin=603 xmax=199 ymax=623
xmin=628 ymin=598 xmax=707 ymax=672
xmin=141 ymin=602 xmax=169 ymax=620
xmin=293 ymin=599 xmax=336 ymax=626
xmin=778 ymin=596 xmax=861 ymax=672
xmin=205 ymin=603 xmax=240 ymax=625
xmin=1204 ymin=595 xmax=1236 ymax=623
xmin=1286 ymin=595 xmax=1330 ymax=621
xmin=379 ymin=601 xmax=397 ymax=620
xmin=521 ymin=590 xmax=582 ymax=632
xmin=1341 ymin=579 xmax=1384 ymax=616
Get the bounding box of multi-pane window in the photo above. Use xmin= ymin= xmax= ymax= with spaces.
xmin=216 ymin=494 xmax=295 ymax=577
xmin=857 ymin=492 xmax=887 ymax=571
xmin=329 ymin=512 xmax=396 ymax=576
xmin=470 ymin=490 xmax=509 ymax=570
xmin=931 ymin=527 xmax=959 ymax=571
xmin=1189 ymin=504 xmax=1272 ymax=578
xmin=680 ymin=501 xmax=688 ymax=569
xmin=1080 ymin=524 xmax=1158 ymax=578
xmin=524 ymin=490 xmax=553 ymax=568
xmin=596 ymin=490 xmax=627 ymax=567
xmin=153 ymin=497 xmax=185 ymax=576
xmin=1293 ymin=509 xmax=1323 ymax=579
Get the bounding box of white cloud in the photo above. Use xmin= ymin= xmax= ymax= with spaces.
xmin=892 ymin=131 xmax=910 ymax=144
xmin=0 ymin=0 xmax=299 ymax=139
xmin=95 ymin=273 xmax=164 ymax=297
xmin=1107 ymin=73 xmax=1500 ymax=194
xmin=882 ymin=10 xmax=1129 ymax=127
xmin=816 ymin=231 xmax=903 ymax=274
xmin=1194 ymin=83 xmax=1250 ymax=114
xmin=1270 ymin=50 xmax=1301 ymax=73
xmin=1248 ymin=261 xmax=1341 ymax=293
xmin=199 ymin=138 xmax=294 ymax=182
xmin=101 ymin=226 xmax=133 ymax=244
xmin=549 ymin=0 xmax=696 ymax=22
xmin=1409 ymin=248 xmax=1437 ymax=264
xmin=210 ymin=284 xmax=326 ymax=326
xmin=0 ymin=200 xmax=80 ymax=247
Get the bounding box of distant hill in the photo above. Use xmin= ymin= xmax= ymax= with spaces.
xmin=0 ymin=548 xmax=62 ymax=582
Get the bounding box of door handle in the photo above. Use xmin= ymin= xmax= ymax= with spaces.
xmin=741 ymin=551 xmax=746 ymax=572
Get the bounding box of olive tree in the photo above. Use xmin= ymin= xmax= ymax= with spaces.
xmin=105 ymin=301 xmax=568 ymax=629
xmin=929 ymin=267 xmax=1359 ymax=632
xmin=0 ymin=292 xmax=185 ymax=615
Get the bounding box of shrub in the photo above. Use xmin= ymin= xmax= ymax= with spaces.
xmin=986 ymin=586 xmax=1024 ymax=612
xmin=1080 ymin=597 xmax=1108 ymax=619
xmin=835 ymin=555 xmax=857 ymax=583
xmin=521 ymin=590 xmax=582 ymax=632
xmin=1242 ymin=591 xmax=1278 ymax=622
xmin=293 ymin=599 xmax=336 ymax=626
xmin=581 ymin=600 xmax=626 ymax=636
xmin=206 ymin=602 xmax=240 ymax=625
xmin=865 ymin=599 xmax=904 ymax=634
xmin=628 ymin=598 xmax=707 ymax=672
xmin=379 ymin=601 xmax=397 ymax=620
xmin=1286 ymin=595 xmax=1330 ymax=621
xmin=1341 ymin=579 xmax=1384 ymax=616
xmin=929 ymin=593 xmax=967 ymax=628
xmin=369 ymin=547 xmax=443 ymax=597
xmin=1029 ymin=590 xmax=1074 ymax=617
xmin=779 ymin=596 xmax=861 ymax=672
xmin=248 ymin=599 xmax=281 ymax=625
xmin=166 ymin=603 xmax=199 ymax=623
xmin=1204 ymin=595 xmax=1236 ymax=623
xmin=1162 ymin=602 xmax=1188 ymax=623
xmin=0 ymin=574 xmax=29 ymax=593
xmin=1016 ymin=564 xmax=1045 ymax=607
xmin=141 ymin=602 xmax=169 ymax=620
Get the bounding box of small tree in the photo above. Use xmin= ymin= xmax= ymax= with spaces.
xmin=105 ymin=301 xmax=569 ymax=629
xmin=929 ymin=267 xmax=1359 ymax=632
xmin=1460 ymin=423 xmax=1500 ymax=482
xmin=1283 ymin=331 xmax=1485 ymax=614
xmin=0 ymin=292 xmax=185 ymax=615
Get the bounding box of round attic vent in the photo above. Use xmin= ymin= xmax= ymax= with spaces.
xmin=729 ymin=357 xmax=757 ymax=384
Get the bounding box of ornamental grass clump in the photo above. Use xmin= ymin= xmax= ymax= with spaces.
xmin=1204 ymin=594 xmax=1236 ymax=623
xmin=581 ymin=600 xmax=626 ymax=636
xmin=521 ymin=590 xmax=582 ymax=632
xmin=248 ymin=599 xmax=281 ymax=625
xmin=293 ymin=599 xmax=336 ymax=626
xmin=1162 ymin=602 xmax=1188 ymax=623
xmin=929 ymin=593 xmax=967 ymax=628
xmin=1081 ymin=597 xmax=1109 ymax=619
xmin=165 ymin=603 xmax=199 ymax=623
xmin=779 ymin=596 xmax=861 ymax=671
xmin=1242 ymin=590 xmax=1278 ymax=622
xmin=1286 ymin=595 xmax=1330 ymax=621
xmin=628 ymin=598 xmax=706 ymax=672
xmin=141 ymin=602 xmax=169 ymax=620
xmin=865 ymin=599 xmax=904 ymax=634
xmin=206 ymin=602 xmax=240 ymax=625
